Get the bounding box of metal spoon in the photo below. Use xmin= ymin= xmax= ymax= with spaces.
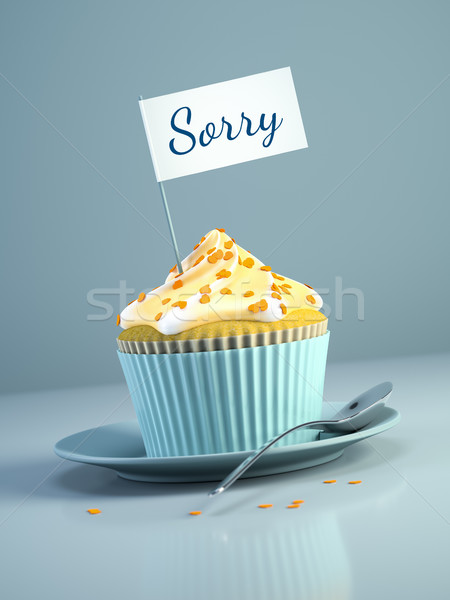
xmin=208 ymin=381 xmax=393 ymax=497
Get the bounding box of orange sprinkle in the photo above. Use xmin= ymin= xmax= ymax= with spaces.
xmin=216 ymin=228 xmax=225 ymax=232
xmin=193 ymin=243 xmax=200 ymax=250
xmin=283 ymin=283 xmax=292 ymax=288
xmin=194 ymin=255 xmax=205 ymax=266
xmin=304 ymin=283 xmax=313 ymax=289
xmin=248 ymin=299 xmax=269 ymax=313
xmin=260 ymin=265 xmax=272 ymax=272
xmin=292 ymin=500 xmax=304 ymax=504
xmin=272 ymin=273 xmax=285 ymax=281
xmin=173 ymin=280 xmax=183 ymax=290
xmin=287 ymin=505 xmax=300 ymax=509
xmin=306 ymin=294 xmax=316 ymax=304
xmin=87 ymin=509 xmax=101 ymax=514
xmin=207 ymin=247 xmax=216 ymax=255
xmin=224 ymin=240 xmax=233 ymax=249
xmin=213 ymin=249 xmax=223 ymax=260
xmin=216 ymin=269 xmax=231 ymax=279
xmin=323 ymin=480 xmax=336 ymax=484
xmin=162 ymin=298 xmax=171 ymax=305
xmin=280 ymin=303 xmax=287 ymax=315
xmin=170 ymin=265 xmax=177 ymax=273
xmin=258 ymin=504 xmax=273 ymax=509
xmin=172 ymin=300 xmax=187 ymax=309
xmin=189 ymin=511 xmax=202 ymax=516
xmin=116 ymin=314 xmax=120 ymax=326
xmin=155 ymin=312 xmax=162 ymax=321
xmin=259 ymin=299 xmax=268 ymax=312
xmin=280 ymin=285 xmax=292 ymax=295
xmin=200 ymin=294 xmax=210 ymax=304
xmin=238 ymin=256 xmax=242 ymax=265
xmin=127 ymin=300 xmax=134 ymax=306
xmin=199 ymin=285 xmax=211 ymax=294
xmin=243 ymin=257 xmax=254 ymax=268
xmin=271 ymin=283 xmax=281 ymax=293
xmin=207 ymin=255 xmax=218 ymax=264
xmin=231 ymin=238 xmax=236 ymax=243
xmin=200 ymin=236 xmax=205 ymax=243
xmin=137 ymin=292 xmax=146 ymax=303
xmin=175 ymin=272 xmax=183 ymax=278
xmin=348 ymin=480 xmax=362 ymax=485
xmin=223 ymin=251 xmax=233 ymax=260
xmin=272 ymin=292 xmax=281 ymax=300
xmin=220 ymin=288 xmax=232 ymax=295
xmin=243 ymin=291 xmax=254 ymax=297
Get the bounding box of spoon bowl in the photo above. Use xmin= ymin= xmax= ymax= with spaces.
xmin=208 ymin=381 xmax=393 ymax=497
xmin=322 ymin=381 xmax=393 ymax=433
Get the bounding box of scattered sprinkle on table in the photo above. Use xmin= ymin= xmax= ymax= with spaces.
xmin=189 ymin=511 xmax=202 ymax=516
xmin=287 ymin=504 xmax=300 ymax=509
xmin=292 ymin=500 xmax=304 ymax=504
xmin=348 ymin=480 xmax=362 ymax=484
xmin=258 ymin=504 xmax=273 ymax=509
xmin=87 ymin=509 xmax=101 ymax=514
xmin=323 ymin=479 xmax=337 ymax=484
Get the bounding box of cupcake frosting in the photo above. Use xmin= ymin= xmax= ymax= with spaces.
xmin=118 ymin=229 xmax=323 ymax=336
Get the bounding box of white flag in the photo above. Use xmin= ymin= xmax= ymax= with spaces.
xmin=139 ymin=67 xmax=308 ymax=182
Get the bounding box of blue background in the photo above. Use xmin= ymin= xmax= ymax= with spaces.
xmin=1 ymin=0 xmax=449 ymax=393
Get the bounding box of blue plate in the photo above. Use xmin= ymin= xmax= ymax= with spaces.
xmin=54 ymin=405 xmax=400 ymax=483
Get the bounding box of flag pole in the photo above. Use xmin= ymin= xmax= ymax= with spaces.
xmin=158 ymin=180 xmax=183 ymax=274
xmin=139 ymin=96 xmax=183 ymax=274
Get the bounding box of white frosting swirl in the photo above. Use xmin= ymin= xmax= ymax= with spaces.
xmin=119 ymin=229 xmax=323 ymax=335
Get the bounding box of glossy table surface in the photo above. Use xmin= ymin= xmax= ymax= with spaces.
xmin=1 ymin=352 xmax=449 ymax=600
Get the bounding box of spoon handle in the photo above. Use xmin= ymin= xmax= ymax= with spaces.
xmin=208 ymin=419 xmax=325 ymax=497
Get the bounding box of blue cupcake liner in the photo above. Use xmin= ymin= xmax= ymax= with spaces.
xmin=118 ymin=332 xmax=329 ymax=457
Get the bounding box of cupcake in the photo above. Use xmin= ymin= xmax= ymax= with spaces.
xmin=117 ymin=228 xmax=329 ymax=457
